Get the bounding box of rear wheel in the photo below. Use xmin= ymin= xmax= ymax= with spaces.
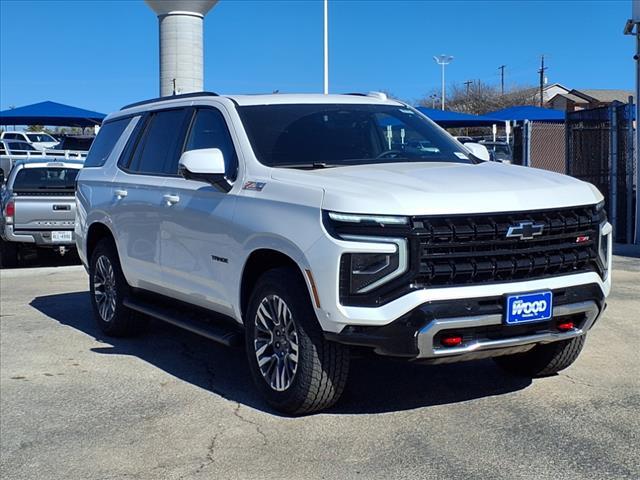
xmin=0 ymin=240 xmax=19 ymax=268
xmin=89 ymin=238 xmax=145 ymax=337
xmin=494 ymin=335 xmax=586 ymax=377
xmin=245 ymin=267 xmax=350 ymax=415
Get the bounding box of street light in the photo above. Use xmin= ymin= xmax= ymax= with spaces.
xmin=433 ymin=54 xmax=454 ymax=110
xmin=623 ymin=0 xmax=639 ymax=244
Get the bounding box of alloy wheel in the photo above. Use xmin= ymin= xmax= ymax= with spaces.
xmin=254 ymin=294 xmax=299 ymax=391
xmin=93 ymin=255 xmax=117 ymax=322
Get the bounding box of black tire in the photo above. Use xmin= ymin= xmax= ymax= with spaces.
xmin=0 ymin=240 xmax=19 ymax=268
xmin=245 ymin=267 xmax=350 ymax=415
xmin=89 ymin=238 xmax=145 ymax=337
xmin=494 ymin=335 xmax=586 ymax=377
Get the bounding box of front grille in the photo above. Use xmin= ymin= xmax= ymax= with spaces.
xmin=413 ymin=205 xmax=605 ymax=287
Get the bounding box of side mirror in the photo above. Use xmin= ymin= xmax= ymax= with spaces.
xmin=178 ymin=148 xmax=230 ymax=191
xmin=463 ymin=142 xmax=491 ymax=162
xmin=0 ymin=170 xmax=4 ymax=185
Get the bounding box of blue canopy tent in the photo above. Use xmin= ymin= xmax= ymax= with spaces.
xmin=415 ymin=107 xmax=502 ymax=128
xmin=486 ymin=106 xmax=565 ymax=123
xmin=0 ymin=101 xmax=106 ymax=127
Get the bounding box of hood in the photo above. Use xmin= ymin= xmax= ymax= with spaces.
xmin=270 ymin=162 xmax=602 ymax=215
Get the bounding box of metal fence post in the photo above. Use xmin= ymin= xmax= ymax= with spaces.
xmin=609 ymin=103 xmax=618 ymax=241
xmin=627 ymin=99 xmax=634 ymax=244
xmin=523 ymin=120 xmax=532 ymax=167
xmin=521 ymin=120 xmax=527 ymax=166
xmin=565 ymin=114 xmax=572 ymax=175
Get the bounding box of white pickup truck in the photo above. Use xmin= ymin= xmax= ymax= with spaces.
xmin=0 ymin=160 xmax=81 ymax=267
xmin=75 ymin=92 xmax=611 ymax=414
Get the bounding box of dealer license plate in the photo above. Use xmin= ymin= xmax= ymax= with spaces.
xmin=505 ymin=291 xmax=553 ymax=325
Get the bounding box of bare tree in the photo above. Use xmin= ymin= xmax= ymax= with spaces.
xmin=417 ymin=82 xmax=537 ymax=114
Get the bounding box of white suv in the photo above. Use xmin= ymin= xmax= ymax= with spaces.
xmin=1 ymin=131 xmax=59 ymax=151
xmin=76 ymin=92 xmax=611 ymax=414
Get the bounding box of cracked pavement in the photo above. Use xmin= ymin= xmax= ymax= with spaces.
xmin=1 ymin=258 xmax=639 ymax=480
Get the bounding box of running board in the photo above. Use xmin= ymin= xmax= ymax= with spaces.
xmin=123 ymin=297 xmax=242 ymax=347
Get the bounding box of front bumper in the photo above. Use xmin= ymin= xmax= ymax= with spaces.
xmin=2 ymin=225 xmax=76 ymax=247
xmin=325 ymin=283 xmax=605 ymax=362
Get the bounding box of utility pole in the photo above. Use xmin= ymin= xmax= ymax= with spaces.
xmin=464 ymin=80 xmax=473 ymax=96
xmin=498 ymin=65 xmax=506 ymax=95
xmin=538 ymin=55 xmax=547 ymax=107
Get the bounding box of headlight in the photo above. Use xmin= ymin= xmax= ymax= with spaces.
xmin=327 ymin=211 xmax=409 ymax=226
xmin=324 ymin=211 xmax=411 ymax=297
xmin=341 ymin=236 xmax=408 ymax=294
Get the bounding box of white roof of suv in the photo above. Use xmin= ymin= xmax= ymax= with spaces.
xmin=114 ymin=92 xmax=405 ymax=119
xmin=227 ymin=93 xmax=403 ymax=106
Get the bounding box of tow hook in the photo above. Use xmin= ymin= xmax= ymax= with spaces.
xmin=57 ymin=246 xmax=68 ymax=256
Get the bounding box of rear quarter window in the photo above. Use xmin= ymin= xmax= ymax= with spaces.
xmin=84 ymin=118 xmax=130 ymax=168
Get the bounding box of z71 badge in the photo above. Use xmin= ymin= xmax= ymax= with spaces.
xmin=243 ymin=181 xmax=266 ymax=192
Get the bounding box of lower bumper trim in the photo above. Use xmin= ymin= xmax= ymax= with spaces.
xmin=3 ymin=227 xmax=76 ymax=246
xmin=415 ymin=300 xmax=601 ymax=360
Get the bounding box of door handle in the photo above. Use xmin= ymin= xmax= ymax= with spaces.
xmin=114 ymin=189 xmax=128 ymax=199
xmin=163 ymin=194 xmax=180 ymax=206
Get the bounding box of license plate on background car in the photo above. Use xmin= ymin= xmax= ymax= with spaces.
xmin=51 ymin=231 xmax=72 ymax=243
xmin=505 ymin=291 xmax=553 ymax=325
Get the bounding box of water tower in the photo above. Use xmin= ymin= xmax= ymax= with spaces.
xmin=146 ymin=0 xmax=218 ymax=97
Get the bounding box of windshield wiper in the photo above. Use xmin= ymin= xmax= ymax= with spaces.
xmin=275 ymin=162 xmax=339 ymax=170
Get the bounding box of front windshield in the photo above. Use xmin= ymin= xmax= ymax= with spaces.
xmin=27 ymin=133 xmax=56 ymax=143
xmin=485 ymin=143 xmax=511 ymax=160
xmin=238 ymin=104 xmax=473 ymax=168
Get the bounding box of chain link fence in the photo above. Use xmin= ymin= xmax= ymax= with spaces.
xmin=566 ymin=102 xmax=636 ymax=244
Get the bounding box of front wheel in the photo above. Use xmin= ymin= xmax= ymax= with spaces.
xmin=245 ymin=267 xmax=350 ymax=415
xmin=89 ymin=238 xmax=145 ymax=337
xmin=494 ymin=335 xmax=586 ymax=377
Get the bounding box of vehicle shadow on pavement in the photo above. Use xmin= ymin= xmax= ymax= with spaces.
xmin=30 ymin=291 xmax=532 ymax=416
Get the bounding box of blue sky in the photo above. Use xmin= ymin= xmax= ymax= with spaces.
xmin=0 ymin=0 xmax=634 ymax=114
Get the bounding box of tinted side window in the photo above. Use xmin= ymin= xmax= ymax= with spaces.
xmin=130 ymin=109 xmax=189 ymax=175
xmin=185 ymin=108 xmax=238 ymax=180
xmin=84 ymin=118 xmax=130 ymax=168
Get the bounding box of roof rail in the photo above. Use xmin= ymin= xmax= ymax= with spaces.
xmin=120 ymin=91 xmax=219 ymax=111
xmin=344 ymin=91 xmax=389 ymax=100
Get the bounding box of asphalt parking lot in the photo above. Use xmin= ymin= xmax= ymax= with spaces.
xmin=1 ymin=257 xmax=639 ymax=480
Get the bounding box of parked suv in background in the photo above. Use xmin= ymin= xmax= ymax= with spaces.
xmin=1 ymin=131 xmax=60 ymax=151
xmin=76 ymin=92 xmax=611 ymax=414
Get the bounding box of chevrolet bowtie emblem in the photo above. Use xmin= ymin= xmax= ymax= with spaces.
xmin=506 ymin=221 xmax=544 ymax=240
